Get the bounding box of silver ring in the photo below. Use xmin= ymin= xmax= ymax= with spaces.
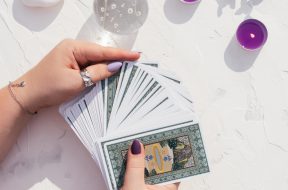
xmin=80 ymin=69 xmax=94 ymax=87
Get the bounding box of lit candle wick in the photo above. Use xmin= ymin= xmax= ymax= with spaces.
xmin=250 ymin=33 xmax=256 ymax=39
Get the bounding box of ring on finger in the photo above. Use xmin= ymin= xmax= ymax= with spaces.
xmin=80 ymin=68 xmax=94 ymax=87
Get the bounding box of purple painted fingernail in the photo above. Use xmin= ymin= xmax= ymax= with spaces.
xmin=131 ymin=140 xmax=141 ymax=155
xmin=107 ymin=62 xmax=123 ymax=72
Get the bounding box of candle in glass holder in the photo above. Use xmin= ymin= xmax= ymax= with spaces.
xmin=236 ymin=19 xmax=268 ymax=50
xmin=180 ymin=0 xmax=200 ymax=4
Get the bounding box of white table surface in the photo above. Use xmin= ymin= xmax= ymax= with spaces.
xmin=1 ymin=0 xmax=288 ymax=190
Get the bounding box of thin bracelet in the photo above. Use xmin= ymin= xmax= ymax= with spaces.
xmin=8 ymin=81 xmax=37 ymax=115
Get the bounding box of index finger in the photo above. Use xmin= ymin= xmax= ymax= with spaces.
xmin=70 ymin=40 xmax=140 ymax=66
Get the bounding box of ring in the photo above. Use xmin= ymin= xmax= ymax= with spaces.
xmin=80 ymin=69 xmax=94 ymax=87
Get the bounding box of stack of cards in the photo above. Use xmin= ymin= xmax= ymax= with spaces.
xmin=59 ymin=62 xmax=209 ymax=190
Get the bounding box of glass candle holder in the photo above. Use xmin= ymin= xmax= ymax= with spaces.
xmin=94 ymin=0 xmax=148 ymax=35
xmin=180 ymin=0 xmax=200 ymax=4
xmin=236 ymin=19 xmax=268 ymax=50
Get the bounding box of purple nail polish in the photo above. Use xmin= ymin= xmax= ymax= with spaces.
xmin=131 ymin=140 xmax=141 ymax=155
xmin=107 ymin=62 xmax=123 ymax=72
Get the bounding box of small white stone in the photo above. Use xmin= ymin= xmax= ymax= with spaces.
xmin=21 ymin=0 xmax=62 ymax=8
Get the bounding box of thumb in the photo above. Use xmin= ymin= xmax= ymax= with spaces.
xmin=86 ymin=61 xmax=123 ymax=83
xmin=123 ymin=140 xmax=145 ymax=190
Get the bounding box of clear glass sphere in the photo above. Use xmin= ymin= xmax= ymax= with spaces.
xmin=94 ymin=0 xmax=149 ymax=35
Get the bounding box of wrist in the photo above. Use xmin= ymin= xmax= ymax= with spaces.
xmin=11 ymin=75 xmax=40 ymax=114
xmin=1 ymin=86 xmax=33 ymax=118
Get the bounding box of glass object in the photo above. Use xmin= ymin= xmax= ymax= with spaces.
xmin=94 ymin=0 xmax=149 ymax=35
xmin=180 ymin=0 xmax=200 ymax=4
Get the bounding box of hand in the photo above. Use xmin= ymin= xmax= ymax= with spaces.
xmin=122 ymin=140 xmax=180 ymax=190
xmin=13 ymin=39 xmax=140 ymax=113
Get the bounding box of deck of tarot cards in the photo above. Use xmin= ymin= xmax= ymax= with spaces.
xmin=59 ymin=61 xmax=209 ymax=190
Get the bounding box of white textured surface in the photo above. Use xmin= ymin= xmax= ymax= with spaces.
xmin=1 ymin=0 xmax=288 ymax=190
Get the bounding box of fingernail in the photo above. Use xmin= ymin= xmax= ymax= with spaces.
xmin=129 ymin=51 xmax=142 ymax=55
xmin=131 ymin=140 xmax=141 ymax=155
xmin=107 ymin=62 xmax=122 ymax=72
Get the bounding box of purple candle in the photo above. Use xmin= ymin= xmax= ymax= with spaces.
xmin=236 ymin=19 xmax=268 ymax=50
xmin=180 ymin=0 xmax=200 ymax=4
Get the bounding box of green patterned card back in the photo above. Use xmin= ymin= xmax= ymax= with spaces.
xmin=101 ymin=123 xmax=209 ymax=190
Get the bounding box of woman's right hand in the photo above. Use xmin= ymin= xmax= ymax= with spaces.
xmin=122 ymin=140 xmax=180 ymax=190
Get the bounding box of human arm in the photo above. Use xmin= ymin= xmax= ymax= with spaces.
xmin=0 ymin=39 xmax=140 ymax=162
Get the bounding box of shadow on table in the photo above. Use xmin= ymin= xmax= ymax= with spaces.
xmin=0 ymin=107 xmax=106 ymax=190
xmin=216 ymin=0 xmax=263 ymax=17
xmin=77 ymin=14 xmax=138 ymax=49
xmin=12 ymin=0 xmax=63 ymax=31
xmin=224 ymin=35 xmax=261 ymax=72
xmin=235 ymin=0 xmax=263 ymax=15
xmin=163 ymin=0 xmax=200 ymax=24
xmin=215 ymin=0 xmax=236 ymax=17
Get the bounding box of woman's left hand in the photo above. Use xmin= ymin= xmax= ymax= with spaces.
xmin=13 ymin=39 xmax=140 ymax=113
